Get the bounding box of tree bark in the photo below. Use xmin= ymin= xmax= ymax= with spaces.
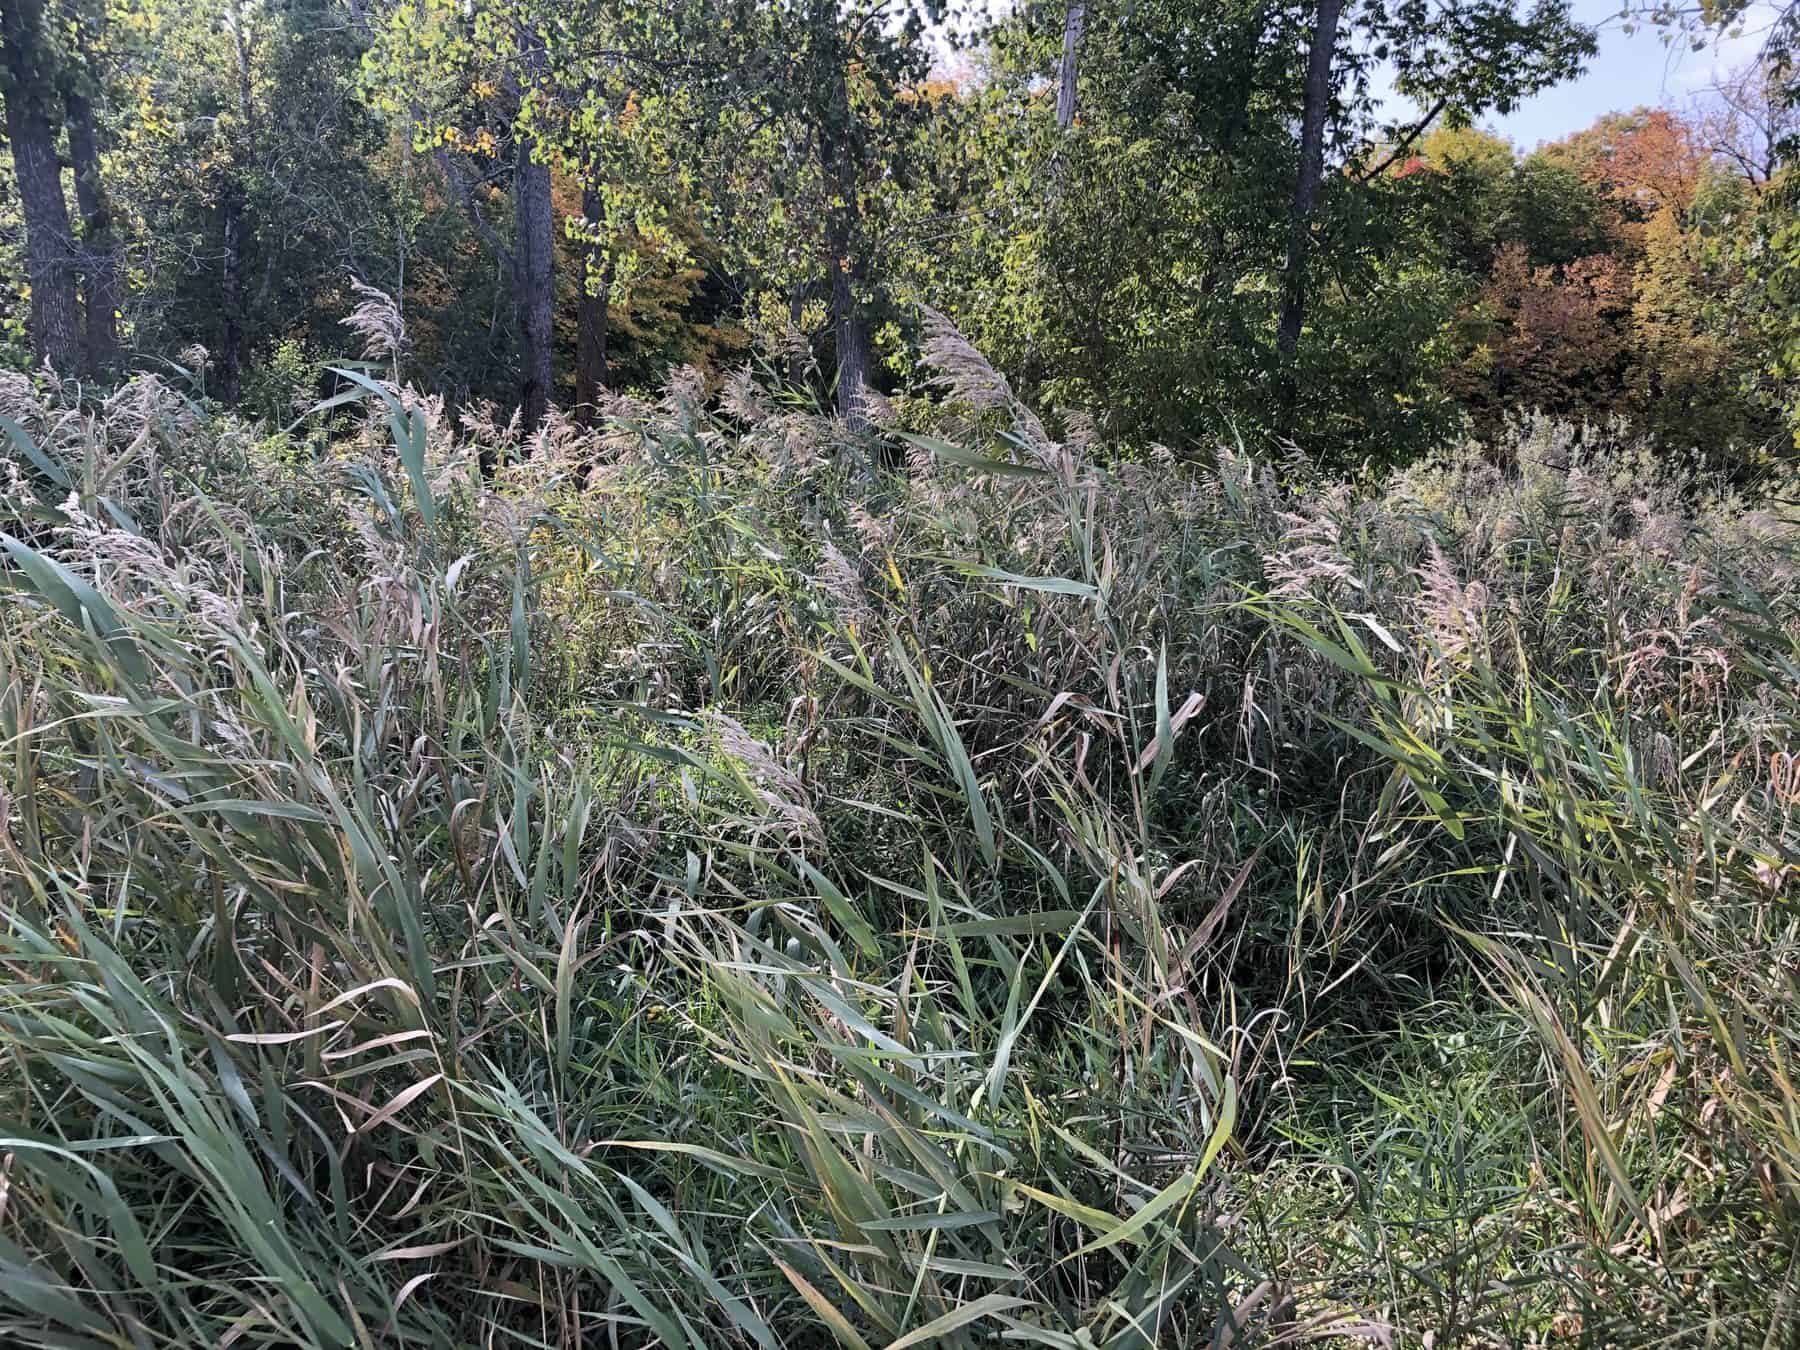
xmin=217 ymin=0 xmax=256 ymax=405
xmin=822 ymin=72 xmax=872 ymax=430
xmin=1 ymin=0 xmax=81 ymax=371
xmin=514 ymin=132 xmax=555 ymax=434
xmin=1276 ymin=0 xmax=1344 ymax=360
xmin=219 ymin=187 xmax=246 ymax=405
xmin=827 ymin=240 xmax=872 ymax=429
xmin=573 ymin=181 xmax=610 ymax=426
xmin=64 ymin=88 xmax=121 ymax=373
xmin=1056 ymin=3 xmax=1087 ymax=129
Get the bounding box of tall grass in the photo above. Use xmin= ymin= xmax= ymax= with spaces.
xmin=0 ymin=350 xmax=1796 ymax=1347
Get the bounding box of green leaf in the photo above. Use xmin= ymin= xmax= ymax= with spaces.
xmin=0 ymin=531 xmax=146 ymax=685
xmin=896 ymin=432 xmax=1048 ymax=478
xmin=883 ymin=1294 xmax=1029 ymax=1350
xmin=324 ymin=367 xmax=438 ymax=529
xmin=0 ymin=414 xmax=72 ymax=497
xmin=938 ymin=560 xmax=1097 ymax=598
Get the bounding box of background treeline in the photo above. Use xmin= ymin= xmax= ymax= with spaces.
xmin=4 ymin=0 xmax=1799 ymax=468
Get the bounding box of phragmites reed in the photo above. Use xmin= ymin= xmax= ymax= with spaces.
xmin=1 ymin=368 xmax=1797 ymax=1348
xmin=815 ymin=539 xmax=874 ymax=633
xmin=341 ymin=278 xmax=407 ymax=363
xmin=1414 ymin=538 xmax=1489 ymax=663
xmin=918 ymin=305 xmax=1056 ymax=462
xmin=708 ymin=711 xmax=822 ymax=843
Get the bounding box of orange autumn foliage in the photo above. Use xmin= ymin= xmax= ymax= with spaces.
xmin=1451 ymin=243 xmax=1633 ymax=426
xmin=1548 ymin=109 xmax=1705 ymax=249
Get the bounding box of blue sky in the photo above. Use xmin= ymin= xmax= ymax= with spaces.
xmin=1482 ymin=0 xmax=1779 ymax=148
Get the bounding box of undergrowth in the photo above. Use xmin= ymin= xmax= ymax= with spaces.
xmin=0 ymin=335 xmax=1796 ymax=1347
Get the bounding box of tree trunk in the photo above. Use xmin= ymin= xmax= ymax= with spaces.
xmin=219 ymin=187 xmax=246 ymax=405
xmin=1276 ymin=0 xmax=1344 ymax=360
xmin=64 ymin=88 xmax=121 ymax=374
xmin=1056 ymin=3 xmax=1087 ymax=129
xmin=822 ymin=69 xmax=872 ymax=431
xmin=1 ymin=0 xmax=80 ymax=371
xmin=573 ymin=181 xmax=610 ymax=426
xmin=218 ymin=0 xmax=255 ymax=405
xmin=514 ymin=133 xmax=555 ymax=434
xmin=828 ymin=242 xmax=872 ymax=429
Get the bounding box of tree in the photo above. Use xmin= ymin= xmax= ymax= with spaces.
xmin=1275 ymin=0 xmax=1595 ymax=394
xmin=1418 ymin=96 xmax=1780 ymax=456
xmin=1546 ymin=107 xmax=1704 ymax=246
xmin=1 ymin=0 xmax=81 ymax=370
xmin=1449 ymin=240 xmax=1632 ymax=427
xmin=57 ymin=0 xmax=122 ymax=372
xmin=1498 ymin=152 xmax=1614 ymax=266
xmin=366 ymin=0 xmax=719 ymax=432
xmin=364 ymin=0 xmax=555 ymax=428
xmin=722 ymin=0 xmax=943 ymax=427
xmin=574 ymin=177 xmax=612 ymax=417
xmin=1276 ymin=0 xmax=1345 ymax=361
xmin=912 ymin=0 xmax=1591 ymax=463
xmin=115 ymin=0 xmax=396 ymax=403
xmin=1055 ymin=0 xmax=1084 ymax=129
xmin=1695 ymin=58 xmax=1798 ymax=186
xmin=1628 ymin=199 xmax=1732 ymax=444
xmin=515 ymin=93 xmax=555 ymax=430
xmin=218 ymin=0 xmax=253 ymax=404
xmin=532 ymin=9 xmax=736 ymax=422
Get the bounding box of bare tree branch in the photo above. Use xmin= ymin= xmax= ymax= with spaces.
xmin=1358 ymin=97 xmax=1450 ymax=182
